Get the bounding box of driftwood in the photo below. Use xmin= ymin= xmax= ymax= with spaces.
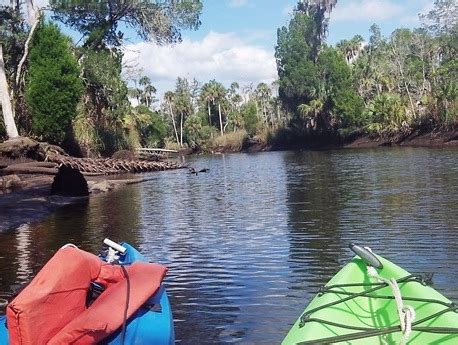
xmin=1 ymin=138 xmax=184 ymax=176
xmin=48 ymin=156 xmax=183 ymax=175
xmin=2 ymin=162 xmax=59 ymax=175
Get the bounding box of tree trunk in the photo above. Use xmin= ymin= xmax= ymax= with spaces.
xmin=180 ymin=112 xmax=183 ymax=147
xmin=391 ymin=45 xmax=416 ymax=119
xmin=207 ymin=102 xmax=212 ymax=126
xmin=168 ymin=102 xmax=180 ymax=145
xmin=0 ymin=45 xmax=19 ymax=138
xmin=218 ymin=102 xmax=223 ymax=135
xmin=16 ymin=6 xmax=41 ymax=87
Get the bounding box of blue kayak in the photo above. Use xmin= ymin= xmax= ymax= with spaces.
xmin=0 ymin=241 xmax=174 ymax=344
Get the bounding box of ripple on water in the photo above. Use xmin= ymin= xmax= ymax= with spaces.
xmin=0 ymin=149 xmax=457 ymax=344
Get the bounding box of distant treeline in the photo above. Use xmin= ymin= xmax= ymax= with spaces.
xmin=1 ymin=1 xmax=456 ymax=156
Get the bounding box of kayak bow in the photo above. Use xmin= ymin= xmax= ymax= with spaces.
xmin=282 ymin=245 xmax=458 ymax=344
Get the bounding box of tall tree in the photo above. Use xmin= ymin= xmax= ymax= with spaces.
xmin=25 ymin=22 xmax=82 ymax=144
xmin=0 ymin=45 xmax=18 ymax=138
xmin=296 ymin=0 xmax=337 ymax=60
xmin=420 ymin=0 xmax=457 ymax=35
xmin=174 ymin=77 xmax=193 ymax=146
xmin=200 ymin=82 xmax=214 ymax=126
xmin=275 ymin=11 xmax=319 ymax=112
xmin=211 ymin=81 xmax=227 ymax=135
xmin=164 ymin=91 xmax=179 ymax=145
xmin=0 ymin=1 xmax=42 ymax=139
xmin=50 ymin=0 xmax=203 ymax=47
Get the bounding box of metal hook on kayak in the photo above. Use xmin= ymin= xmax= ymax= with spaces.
xmin=349 ymin=243 xmax=383 ymax=269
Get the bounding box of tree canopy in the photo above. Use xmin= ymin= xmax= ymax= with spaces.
xmin=49 ymin=0 xmax=203 ymax=47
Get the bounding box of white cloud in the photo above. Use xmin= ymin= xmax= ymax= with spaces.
xmin=122 ymin=32 xmax=277 ymax=97
xmin=400 ymin=2 xmax=434 ymax=26
xmin=332 ymin=0 xmax=404 ymax=22
xmin=228 ymin=0 xmax=249 ymax=8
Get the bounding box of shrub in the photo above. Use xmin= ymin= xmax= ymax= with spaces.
xmin=208 ymin=130 xmax=247 ymax=152
xmin=241 ymin=102 xmax=260 ymax=136
xmin=25 ymin=22 xmax=82 ymax=144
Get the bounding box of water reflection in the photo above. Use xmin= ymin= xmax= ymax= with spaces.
xmin=0 ymin=148 xmax=457 ymax=344
xmin=285 ymin=151 xmax=344 ymax=295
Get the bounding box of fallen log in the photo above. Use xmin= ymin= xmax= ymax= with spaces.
xmin=2 ymin=166 xmax=58 ymax=175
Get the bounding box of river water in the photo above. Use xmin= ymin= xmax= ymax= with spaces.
xmin=0 ymin=148 xmax=457 ymax=344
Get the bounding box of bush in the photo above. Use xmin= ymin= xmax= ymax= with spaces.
xmin=241 ymin=102 xmax=260 ymax=136
xmin=207 ymin=130 xmax=247 ymax=152
xmin=72 ymin=110 xmax=103 ymax=157
xmin=363 ymin=93 xmax=406 ymax=131
xmin=184 ymin=115 xmax=214 ymax=148
xmin=25 ymin=22 xmax=82 ymax=144
xmin=128 ymin=105 xmax=167 ymax=147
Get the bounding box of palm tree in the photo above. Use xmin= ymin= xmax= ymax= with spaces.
xmin=255 ymin=83 xmax=272 ymax=124
xmin=164 ymin=91 xmax=180 ymax=145
xmin=200 ymin=82 xmax=214 ymax=126
xmin=143 ymin=84 xmax=157 ymax=108
xmin=174 ymin=77 xmax=193 ymax=146
xmin=298 ymin=99 xmax=324 ymax=130
xmin=212 ymin=81 xmax=227 ymax=135
xmin=201 ymin=80 xmax=226 ymax=135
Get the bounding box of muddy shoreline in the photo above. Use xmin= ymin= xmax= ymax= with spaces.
xmin=0 ymin=172 xmax=153 ymax=232
xmin=342 ymin=128 xmax=457 ymax=149
xmin=1 ymin=127 xmax=456 ymax=232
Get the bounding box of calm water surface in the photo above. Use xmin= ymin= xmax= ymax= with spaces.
xmin=0 ymin=148 xmax=457 ymax=344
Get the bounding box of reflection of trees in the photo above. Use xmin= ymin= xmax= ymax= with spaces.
xmin=0 ymin=185 xmax=142 ymax=296
xmin=285 ymin=151 xmax=344 ymax=286
xmin=137 ymin=166 xmax=241 ymax=344
xmin=85 ymin=185 xmax=142 ymax=249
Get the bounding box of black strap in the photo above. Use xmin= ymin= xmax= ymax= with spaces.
xmin=296 ymin=274 xmax=458 ymax=344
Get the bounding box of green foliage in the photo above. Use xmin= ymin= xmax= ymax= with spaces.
xmin=81 ymin=47 xmax=129 ymax=122
xmin=72 ymin=107 xmax=103 ymax=156
xmin=132 ymin=105 xmax=167 ymax=147
xmin=241 ymin=102 xmax=259 ymax=136
xmin=275 ymin=12 xmax=318 ymax=110
xmin=50 ymin=0 xmax=203 ymax=47
xmin=316 ymin=47 xmax=363 ymax=127
xmin=25 ymin=22 xmax=82 ymax=144
xmin=0 ymin=5 xmax=26 ymax=80
xmin=332 ymin=89 xmax=364 ymax=127
xmin=184 ymin=115 xmax=214 ymax=148
xmin=363 ymin=93 xmax=406 ymax=131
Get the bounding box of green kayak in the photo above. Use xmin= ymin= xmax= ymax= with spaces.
xmin=283 ymin=244 xmax=458 ymax=344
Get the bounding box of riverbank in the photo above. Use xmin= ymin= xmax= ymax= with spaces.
xmin=1 ymin=126 xmax=456 ymax=232
xmin=0 ymin=170 xmax=153 ymax=232
xmin=243 ymin=127 xmax=458 ymax=153
xmin=343 ymin=127 xmax=458 ymax=149
xmin=195 ymin=126 xmax=458 ymax=154
xmin=0 ymin=137 xmax=184 ymax=232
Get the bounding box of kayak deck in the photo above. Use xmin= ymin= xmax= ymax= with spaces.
xmin=283 ymin=255 xmax=458 ymax=344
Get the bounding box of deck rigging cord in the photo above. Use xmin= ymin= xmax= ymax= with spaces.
xmin=367 ymin=265 xmax=415 ymax=345
xmin=297 ymin=274 xmax=458 ymax=344
xmin=120 ymin=264 xmax=131 ymax=345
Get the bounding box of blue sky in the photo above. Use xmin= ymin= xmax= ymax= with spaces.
xmin=121 ymin=0 xmax=434 ymax=96
xmin=184 ymin=0 xmax=432 ymax=48
xmin=27 ymin=0 xmax=433 ymax=96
